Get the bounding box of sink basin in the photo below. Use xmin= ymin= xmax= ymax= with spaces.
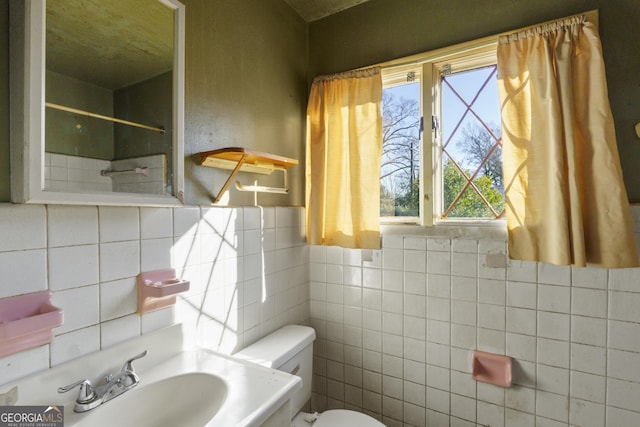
xmin=2 ymin=324 xmax=302 ymax=426
xmin=75 ymin=372 xmax=227 ymax=427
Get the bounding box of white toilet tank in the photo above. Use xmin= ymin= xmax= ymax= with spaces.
xmin=234 ymin=325 xmax=316 ymax=417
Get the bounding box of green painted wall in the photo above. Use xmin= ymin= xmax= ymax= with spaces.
xmin=183 ymin=0 xmax=307 ymax=205
xmin=45 ymin=71 xmax=114 ymax=159
xmin=0 ymin=0 xmax=9 ymax=201
xmin=1 ymin=0 xmax=307 ymax=205
xmin=113 ymin=71 xmax=173 ymax=179
xmin=308 ymin=0 xmax=640 ymax=202
xmin=4 ymin=1 xmax=637 ymax=204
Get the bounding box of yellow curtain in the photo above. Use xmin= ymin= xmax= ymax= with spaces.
xmin=305 ymin=67 xmax=382 ymax=249
xmin=497 ymin=15 xmax=639 ymax=268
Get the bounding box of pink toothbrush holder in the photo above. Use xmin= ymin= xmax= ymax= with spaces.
xmin=137 ymin=268 xmax=190 ymax=314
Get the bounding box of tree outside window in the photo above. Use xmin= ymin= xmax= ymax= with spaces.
xmin=380 ymin=64 xmax=504 ymax=220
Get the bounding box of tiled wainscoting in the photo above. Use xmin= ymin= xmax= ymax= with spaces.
xmin=110 ymin=154 xmax=168 ymax=195
xmin=45 ymin=152 xmax=112 ymax=192
xmin=309 ymin=206 xmax=640 ymax=427
xmin=44 ymin=153 xmax=168 ymax=194
xmin=2 ymin=201 xmax=639 ymax=427
xmin=0 ymin=204 xmax=309 ymax=385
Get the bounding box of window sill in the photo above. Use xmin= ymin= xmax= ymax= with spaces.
xmin=381 ymin=219 xmax=507 ymax=240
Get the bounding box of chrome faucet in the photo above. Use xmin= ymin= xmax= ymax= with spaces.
xmin=58 ymin=350 xmax=148 ymax=413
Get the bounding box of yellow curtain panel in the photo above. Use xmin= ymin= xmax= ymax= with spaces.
xmin=305 ymin=67 xmax=383 ymax=249
xmin=497 ymin=15 xmax=639 ymax=268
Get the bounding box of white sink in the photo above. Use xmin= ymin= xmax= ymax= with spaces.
xmin=0 ymin=324 xmax=302 ymax=427
xmin=75 ymin=373 xmax=227 ymax=427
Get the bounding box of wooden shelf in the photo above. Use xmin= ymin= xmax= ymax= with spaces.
xmin=194 ymin=147 xmax=298 ymax=203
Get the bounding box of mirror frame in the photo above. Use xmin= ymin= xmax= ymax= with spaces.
xmin=10 ymin=0 xmax=185 ymax=206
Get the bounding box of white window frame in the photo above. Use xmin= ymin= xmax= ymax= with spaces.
xmin=378 ymin=10 xmax=598 ymax=230
xmin=380 ymin=65 xmax=424 ymax=225
xmin=431 ymin=49 xmax=501 ymax=225
xmin=381 ymin=42 xmax=499 ymax=227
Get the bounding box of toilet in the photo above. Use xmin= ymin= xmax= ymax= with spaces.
xmin=234 ymin=325 xmax=385 ymax=427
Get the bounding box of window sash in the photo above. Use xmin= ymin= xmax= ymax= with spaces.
xmin=377 ymin=10 xmax=597 ymax=227
xmin=380 ymin=69 xmax=423 ymax=225
xmin=432 ymin=53 xmax=500 ymax=223
xmin=381 ymin=46 xmax=497 ymax=226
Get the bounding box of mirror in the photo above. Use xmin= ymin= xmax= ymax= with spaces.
xmin=10 ymin=0 xmax=184 ymax=206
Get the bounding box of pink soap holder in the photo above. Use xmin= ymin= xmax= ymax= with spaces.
xmin=472 ymin=350 xmax=513 ymax=387
xmin=137 ymin=268 xmax=190 ymax=314
xmin=0 ymin=291 xmax=64 ymax=358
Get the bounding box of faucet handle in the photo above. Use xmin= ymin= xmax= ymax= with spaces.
xmin=57 ymin=379 xmax=96 ymax=403
xmin=121 ymin=350 xmax=149 ymax=373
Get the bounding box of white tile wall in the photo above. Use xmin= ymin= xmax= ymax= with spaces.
xmin=310 ymin=206 xmax=640 ymax=427
xmin=48 ymin=205 xmax=99 ymax=247
xmin=110 ymin=154 xmax=167 ymax=195
xmin=0 ymin=204 xmax=309 ymax=385
xmin=45 ymin=153 xmax=112 ymax=192
xmin=44 ymin=152 xmax=168 ymax=195
xmin=2 ymin=202 xmax=639 ymax=426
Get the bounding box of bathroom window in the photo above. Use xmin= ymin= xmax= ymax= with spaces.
xmin=380 ymin=45 xmax=504 ymax=225
xmin=380 ymin=78 xmax=421 ymax=222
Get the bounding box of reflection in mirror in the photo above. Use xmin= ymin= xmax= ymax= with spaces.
xmin=44 ymin=0 xmax=177 ymax=197
xmin=10 ymin=0 xmax=184 ymax=206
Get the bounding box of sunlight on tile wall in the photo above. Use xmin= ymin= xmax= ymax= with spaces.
xmin=0 ymin=204 xmax=309 ymax=385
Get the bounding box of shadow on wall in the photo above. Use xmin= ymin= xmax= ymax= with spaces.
xmin=172 ymin=206 xmax=309 ymax=354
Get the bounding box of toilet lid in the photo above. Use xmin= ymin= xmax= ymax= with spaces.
xmin=313 ymin=410 xmax=385 ymax=427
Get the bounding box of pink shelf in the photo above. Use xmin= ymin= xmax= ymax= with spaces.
xmin=137 ymin=269 xmax=190 ymax=314
xmin=0 ymin=291 xmax=63 ymax=358
xmin=472 ymin=350 xmax=513 ymax=387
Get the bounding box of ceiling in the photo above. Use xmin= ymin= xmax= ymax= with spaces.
xmin=45 ymin=0 xmax=368 ymax=91
xmin=283 ymin=0 xmax=371 ymax=22
xmin=46 ymin=0 xmax=174 ymax=90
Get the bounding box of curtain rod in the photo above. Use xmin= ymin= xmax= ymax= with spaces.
xmin=364 ymin=9 xmax=599 ymax=71
xmin=45 ymin=102 xmax=166 ymax=134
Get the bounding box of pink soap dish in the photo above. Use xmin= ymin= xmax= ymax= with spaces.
xmin=472 ymin=350 xmax=513 ymax=387
xmin=0 ymin=291 xmax=64 ymax=358
xmin=137 ymin=268 xmax=190 ymax=314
